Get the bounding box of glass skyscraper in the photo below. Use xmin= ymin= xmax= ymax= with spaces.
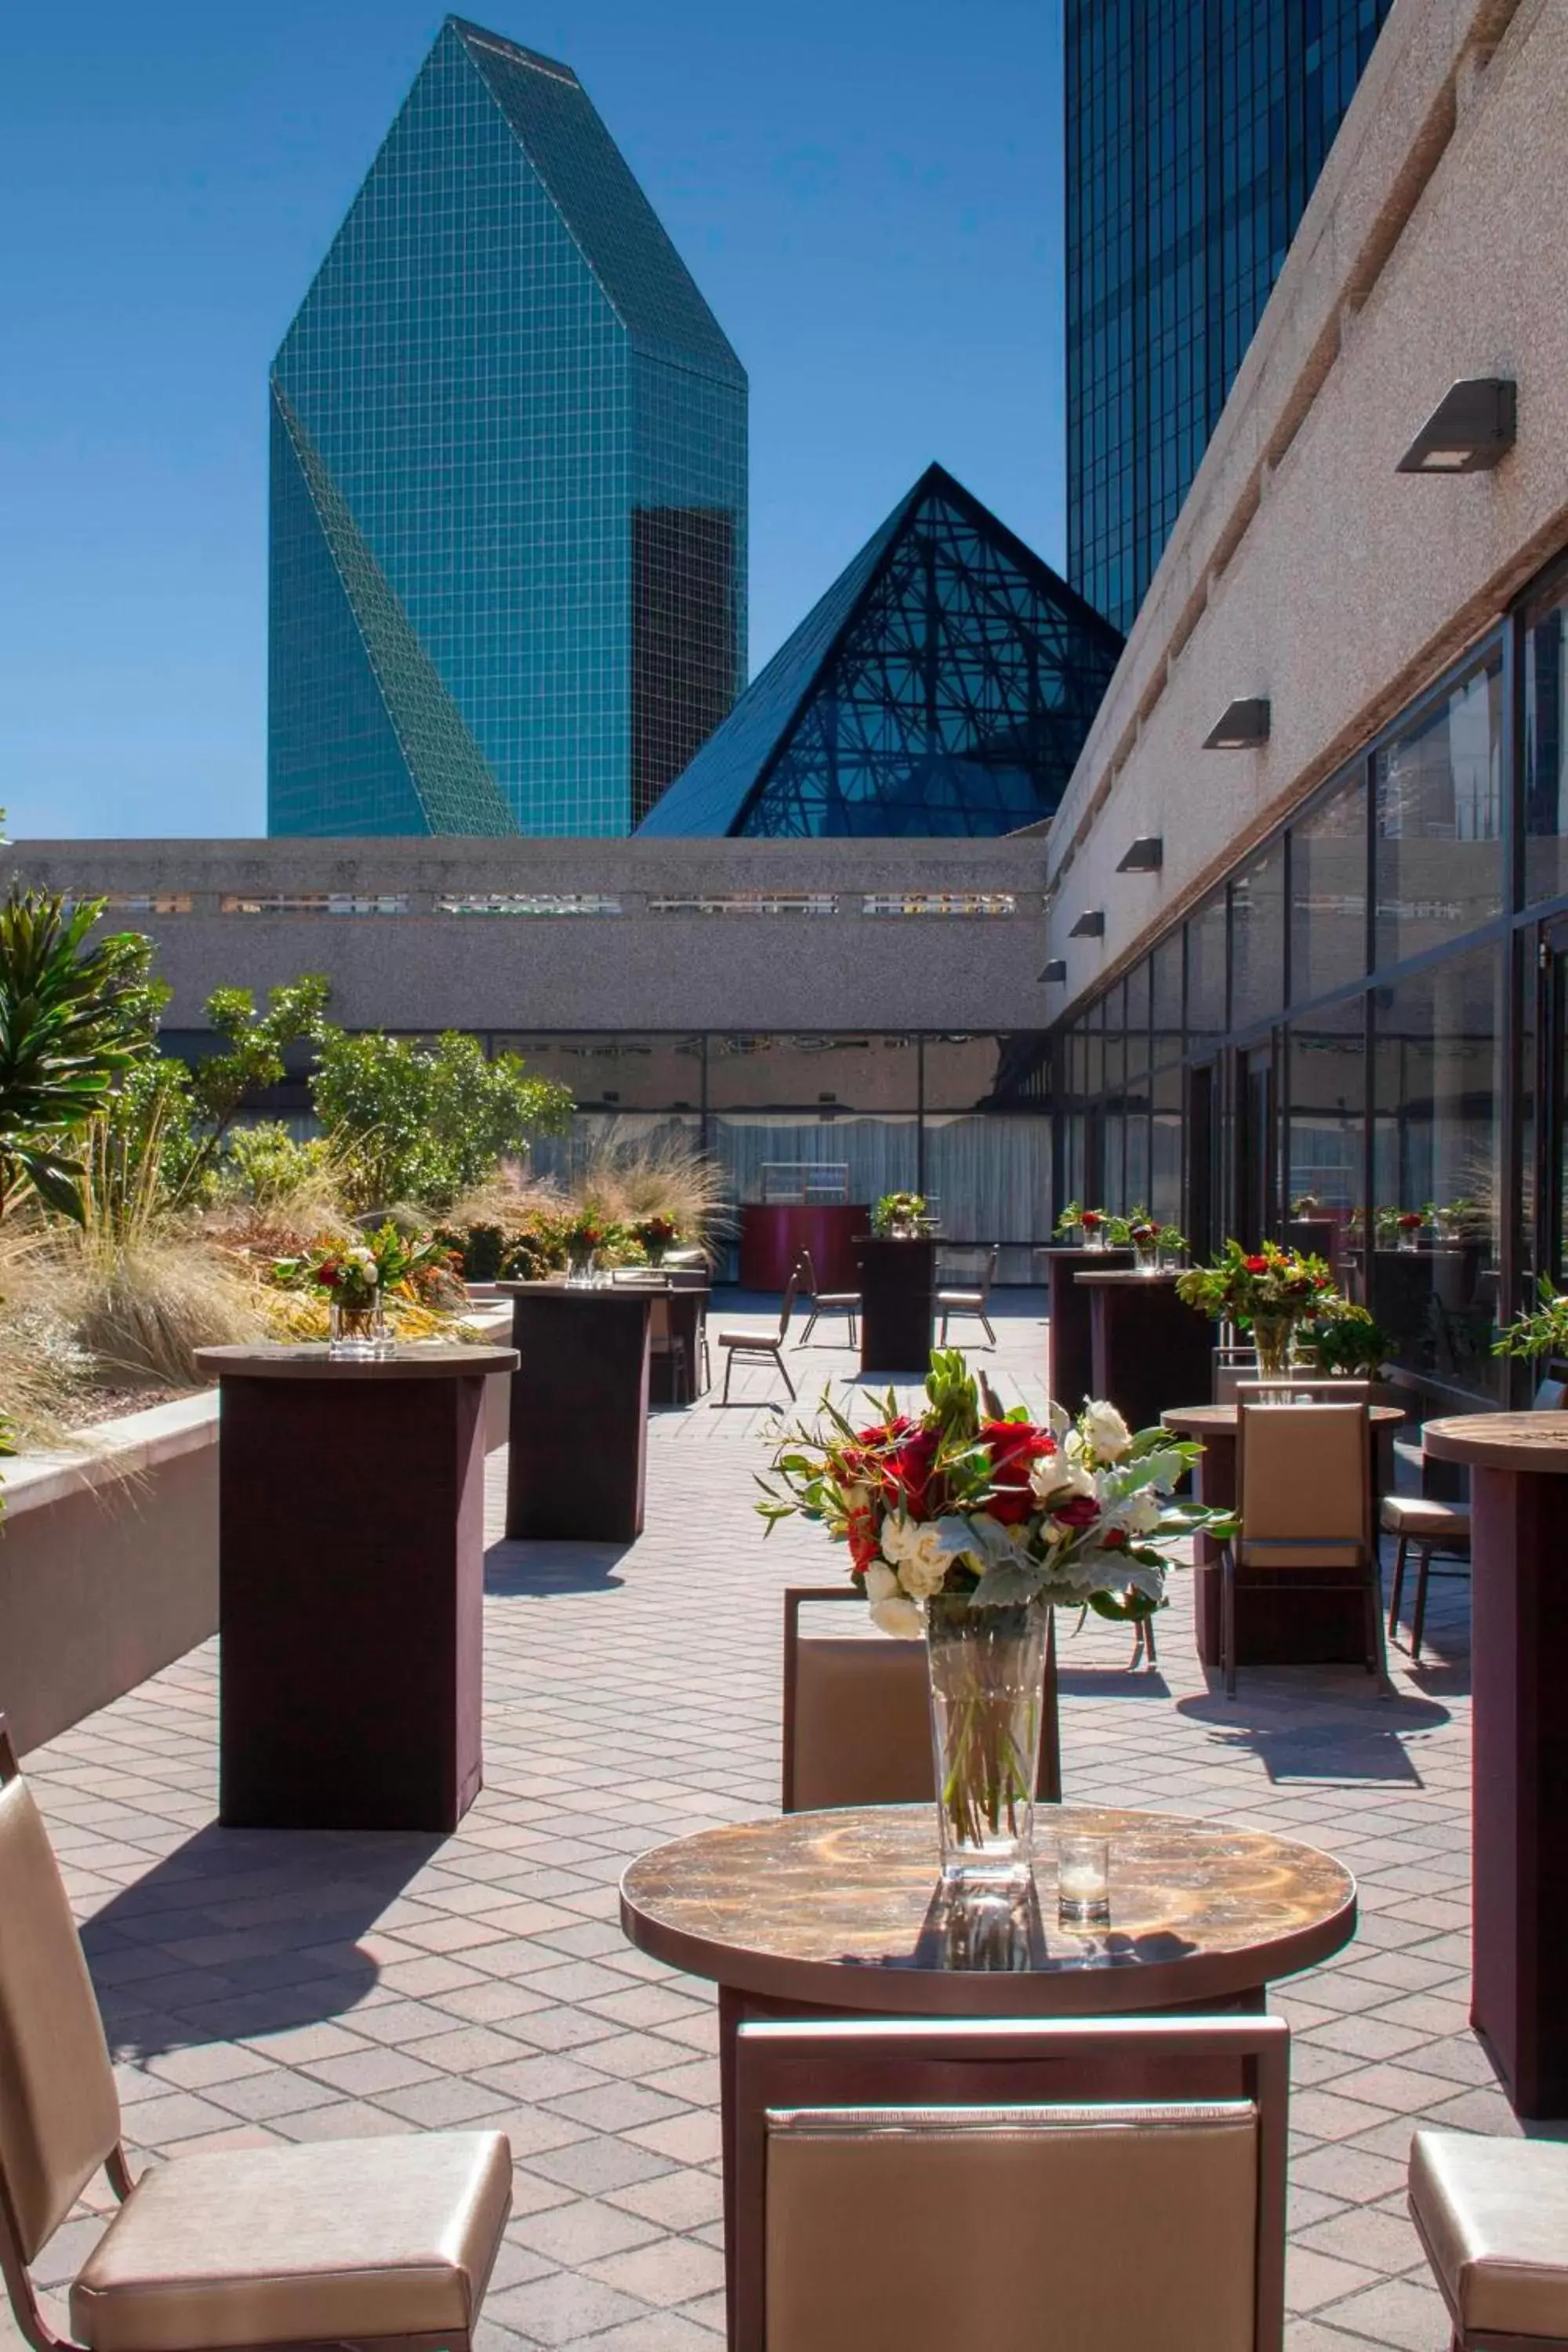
xmin=269 ymin=16 xmax=746 ymax=837
xmin=1065 ymin=0 xmax=1393 ymax=635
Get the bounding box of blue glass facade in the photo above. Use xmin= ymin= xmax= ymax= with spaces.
xmin=640 ymin=464 xmax=1122 ymax=838
xmin=269 ymin=16 xmax=746 ymax=837
xmin=1065 ymin=0 xmax=1393 ymax=635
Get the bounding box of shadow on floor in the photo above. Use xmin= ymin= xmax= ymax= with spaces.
xmin=1057 ymin=1668 xmax=1173 ymax=1700
xmin=1177 ymin=1683 xmax=1450 ymax=1784
xmin=485 ymin=1538 xmax=633 ymax=1594
xmin=81 ymin=1824 xmax=441 ymax=2058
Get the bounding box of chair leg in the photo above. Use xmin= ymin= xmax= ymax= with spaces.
xmin=1221 ymin=1548 xmax=1237 ymax=1700
xmin=938 ymin=1312 xmax=949 ymax=1344
xmin=847 ymin=1312 xmax=858 ymax=1347
xmin=1367 ymin=1555 xmax=1392 ymax=1693
xmin=1387 ymin=1534 xmax=1409 ymax=1646
xmin=798 ymin=1308 xmax=818 ymax=1345
xmin=722 ymin=1349 xmax=734 ymax=1405
xmin=1410 ymin=1544 xmax=1433 ymax=1665
xmin=775 ymin=1347 xmax=797 ymax=1402
xmin=981 ymin=1313 xmax=996 ymax=1344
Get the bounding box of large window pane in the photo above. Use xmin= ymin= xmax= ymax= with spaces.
xmin=1371 ymin=946 xmax=1503 ymax=1394
xmin=924 ymin=1115 xmax=1051 ymax=1243
xmin=1151 ymin=1064 xmax=1182 ymax=1227
xmin=1186 ymin=897 xmax=1228 ymax=1037
xmin=495 ymin=1032 xmax=703 ymax=1110
xmin=1290 ymin=771 xmax=1367 ymax=1003
xmin=1151 ymin=933 xmax=1183 ymax=1065
xmin=707 ymin=1033 xmax=918 ymax=1110
xmin=1285 ymin=999 xmax=1365 ymax=1285
xmin=1524 ymin=578 xmax=1568 ymax=908
xmin=1102 ymin=981 xmax=1126 ymax=1097
xmin=1230 ymin=842 xmax=1286 ymax=1029
xmin=1374 ymin=659 xmax=1504 ymax=967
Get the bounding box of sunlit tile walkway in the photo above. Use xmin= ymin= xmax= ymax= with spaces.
xmin=13 ymin=1295 xmax=1509 ymax=2352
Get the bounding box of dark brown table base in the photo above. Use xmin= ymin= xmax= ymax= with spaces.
xmin=1427 ymin=1416 xmax=1568 ymax=2118
xmin=856 ymin=1236 xmax=936 ymax=1373
xmin=1080 ymin=1270 xmax=1214 ymax=1436
xmin=501 ymin=1285 xmax=651 ymax=1541
xmin=1044 ymin=1247 xmax=1132 ymax=1409
xmin=197 ymin=1345 xmax=514 ymax=1835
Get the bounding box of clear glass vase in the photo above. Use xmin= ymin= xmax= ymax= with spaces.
xmin=925 ymin=1595 xmax=1050 ymax=1891
xmin=1250 ymin=1314 xmax=1294 ymax=1379
xmin=566 ymin=1247 xmax=597 ymax=1288
xmin=328 ymin=1300 xmax=389 ymax=1359
xmin=1134 ymin=1240 xmax=1160 ymax=1273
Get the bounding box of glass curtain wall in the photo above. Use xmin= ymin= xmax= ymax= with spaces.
xmin=1050 ymin=586 xmax=1548 ymax=1402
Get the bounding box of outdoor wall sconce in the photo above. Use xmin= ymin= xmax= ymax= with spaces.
xmin=1203 ymin=697 xmax=1271 ymax=749
xmin=1117 ymin=835 xmax=1163 ymax=872
xmin=1039 ymin=959 xmax=1068 ymax=982
xmin=1069 ymin=909 xmax=1105 ymax=938
xmin=1396 ymin=378 xmax=1516 ymax=474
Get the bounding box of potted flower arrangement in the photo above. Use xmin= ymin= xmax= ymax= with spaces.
xmin=1123 ymin=1207 xmax=1181 ymax=1272
xmin=563 ymin=1203 xmax=610 ymax=1287
xmin=1055 ymin=1201 xmax=1124 ymax=1253
xmin=758 ymin=1349 xmax=1225 ymax=1889
xmin=1298 ymin=1299 xmax=1392 ymax=1380
xmin=871 ymin=1191 xmax=928 ymax=1240
xmin=1376 ymin=1205 xmax=1430 ymax=1254
xmin=634 ymin=1213 xmax=680 ymax=1267
xmin=271 ymin=1222 xmax=452 ymax=1357
xmin=1176 ymin=1239 xmax=1338 ymax=1376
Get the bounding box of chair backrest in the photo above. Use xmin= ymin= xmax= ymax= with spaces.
xmin=795 ymin=1250 xmax=818 ymax=1298
xmin=1236 ymin=1403 xmax=1370 ymax=1570
xmin=1533 ymin=1374 xmax=1568 ymax=1410
xmin=782 ymin=1589 xmax=1059 ymax=1810
xmin=734 ymin=2013 xmax=1288 ymax=2352
xmin=976 ymin=1246 xmax=1000 ymax=1303
xmin=0 ymin=1722 xmax=121 ymax=2266
xmin=648 ymin=1295 xmax=672 ymax=1343
xmin=777 ymin=1268 xmax=800 ymax=1338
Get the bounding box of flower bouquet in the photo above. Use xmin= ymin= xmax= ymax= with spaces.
xmin=758 ymin=1350 xmax=1226 ymax=1886
xmin=271 ymin=1222 xmax=452 ymax=1356
xmin=634 ymin=1214 xmax=680 ymax=1267
xmin=1055 ymin=1200 xmax=1126 ymax=1252
xmin=1177 ymin=1239 xmax=1338 ymax=1374
xmin=563 ymin=1204 xmax=610 ymax=1286
xmin=1377 ymin=1205 xmax=1430 ymax=1253
xmin=871 ymin=1191 xmax=928 ymax=1240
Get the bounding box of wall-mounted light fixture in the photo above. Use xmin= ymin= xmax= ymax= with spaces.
xmin=1116 ymin=835 xmax=1164 ymax=873
xmin=1203 ymin=697 xmax=1270 ymax=750
xmin=1396 ymin=378 xmax=1516 ymax=474
xmin=1069 ymin=909 xmax=1105 ymax=938
xmin=1038 ymin=959 xmax=1067 ymax=982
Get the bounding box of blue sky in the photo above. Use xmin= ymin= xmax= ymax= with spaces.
xmin=1 ymin=0 xmax=1062 ymax=839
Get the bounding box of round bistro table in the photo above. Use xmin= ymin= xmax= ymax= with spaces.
xmin=1163 ymin=1401 xmax=1405 ymax=1666
xmin=1425 ymin=1414 xmax=1568 ymax=2118
xmin=621 ymin=1802 xmax=1356 ymax=2344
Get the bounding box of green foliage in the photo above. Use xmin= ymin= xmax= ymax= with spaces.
xmin=1300 ymin=1301 xmax=1392 ymax=1376
xmin=0 ymin=891 xmax=162 ymax=1221
xmin=871 ymin=1191 xmax=928 ymax=1236
xmin=1494 ymin=1278 xmax=1568 ymax=1363
xmin=311 ymin=1027 xmax=572 ymax=1212
xmin=189 ymin=977 xmax=331 ymax=1148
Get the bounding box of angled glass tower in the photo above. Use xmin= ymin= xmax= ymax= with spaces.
xmin=639 ymin=463 xmax=1122 ymax=837
xmin=269 ymin=16 xmax=746 ymax=837
xmin=1066 ymin=0 xmax=1394 ymax=635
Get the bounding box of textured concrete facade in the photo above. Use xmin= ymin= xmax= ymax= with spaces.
xmin=1046 ymin=0 xmax=1568 ymax=1008
xmin=8 ymin=837 xmax=1049 ymax=1036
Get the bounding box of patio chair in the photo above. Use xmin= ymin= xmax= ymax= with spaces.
xmin=717 ymin=1269 xmax=799 ymax=1403
xmin=781 ymin=1585 xmax=1060 ymax=1811
xmin=1222 ymin=1402 xmax=1386 ymax=1700
xmin=1409 ymin=2128 xmax=1568 ymax=2350
xmin=0 ymin=1717 xmax=511 ymax=2352
xmin=733 ymin=2013 xmax=1290 ymax=2352
xmin=1382 ymin=1497 xmax=1470 ymax=1663
xmin=648 ymin=1293 xmax=690 ymax=1406
xmin=794 ymin=1250 xmax=860 ymax=1348
xmin=936 ymin=1245 xmax=1000 ymax=1346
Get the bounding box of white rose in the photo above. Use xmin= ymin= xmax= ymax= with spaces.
xmin=896 ymin=1524 xmax=953 ymax=1599
xmin=864 ymin=1562 xmax=924 ymax=1639
xmin=1109 ymin=1491 xmax=1160 ymax=1538
xmin=1082 ymin=1400 xmax=1132 ymax=1461
xmin=1030 ymin=1454 xmax=1096 ymax=1504
xmin=881 ymin=1514 xmax=913 ymax=1566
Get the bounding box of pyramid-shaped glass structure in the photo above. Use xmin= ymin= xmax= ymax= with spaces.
xmin=269 ymin=16 xmax=746 ymax=838
xmin=639 ymin=464 xmax=1122 ymax=837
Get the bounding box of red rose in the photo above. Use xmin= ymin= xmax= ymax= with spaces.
xmin=1081 ymin=1210 xmax=1102 ymax=1228
xmin=1102 ymin=1527 xmax=1127 ymax=1551
xmin=846 ymin=1504 xmax=880 ymax=1574
xmin=883 ymin=1426 xmax=941 ymax=1517
xmin=1053 ymin=1494 xmax=1100 ymax=1529
xmin=982 ymin=1420 xmax=1056 ymax=1525
xmin=1244 ymin=1255 xmax=1269 ymax=1274
xmin=318 ymin=1263 xmax=342 ymax=1287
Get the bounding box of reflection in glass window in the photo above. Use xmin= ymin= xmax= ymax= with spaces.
xmin=706 ymin=1034 xmax=918 ymax=1111
xmin=1290 ymin=771 xmax=1367 ymax=1004
xmin=1374 ymin=660 xmax=1503 ymax=967
xmin=1230 ymin=843 xmax=1285 ymax=1030
xmin=1150 ymin=935 xmax=1182 ymax=1065
xmin=1370 ymin=946 xmax=1502 ymax=1394
xmin=1524 ymin=579 xmax=1568 ymax=909
xmin=1185 ymin=897 xmax=1227 ymax=1035
xmin=922 ymin=1035 xmax=1004 ymax=1111
xmin=1285 ymin=1001 xmax=1365 ymax=1290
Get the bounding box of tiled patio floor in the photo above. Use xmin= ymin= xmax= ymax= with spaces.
xmin=12 ymin=1295 xmax=1524 ymax=2352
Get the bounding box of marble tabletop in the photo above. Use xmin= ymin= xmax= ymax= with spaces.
xmin=620 ymin=1802 xmax=1356 ymax=2016
xmin=1425 ymin=1412 xmax=1568 ymax=1471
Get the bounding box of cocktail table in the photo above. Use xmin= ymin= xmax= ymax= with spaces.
xmin=621 ymin=1802 xmax=1356 ymax=2344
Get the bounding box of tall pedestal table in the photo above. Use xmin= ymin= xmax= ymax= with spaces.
xmin=1425 ymin=1414 xmax=1568 ymax=2118
xmin=1044 ymin=1246 xmax=1133 ymax=1406
xmin=196 ymin=1342 xmax=517 ymax=1834
xmin=1076 ymin=1269 xmax=1213 ymax=1435
xmin=855 ymin=1236 xmax=936 ymax=1374
xmin=500 ymin=1283 xmax=652 ymax=1541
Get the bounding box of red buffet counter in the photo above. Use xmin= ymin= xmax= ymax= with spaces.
xmin=739 ymin=1204 xmax=866 ymax=1292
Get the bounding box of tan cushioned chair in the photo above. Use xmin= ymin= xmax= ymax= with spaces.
xmin=734 ymin=2014 xmax=1288 ymax=2352
xmin=0 ymin=1719 xmax=511 ymax=2352
xmin=1223 ymin=1402 xmax=1385 ymax=1698
xmin=1410 ymin=2129 xmax=1568 ymax=2347
xmin=782 ymin=1587 xmax=1061 ymax=1810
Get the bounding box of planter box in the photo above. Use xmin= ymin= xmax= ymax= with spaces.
xmin=0 ymin=1331 xmax=517 ymax=1759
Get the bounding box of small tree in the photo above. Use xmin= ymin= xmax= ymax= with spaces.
xmin=0 ymin=891 xmax=163 ymax=1220
xmin=190 ymin=976 xmax=332 ymax=1156
xmin=311 ymin=1028 xmax=572 ymax=1211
